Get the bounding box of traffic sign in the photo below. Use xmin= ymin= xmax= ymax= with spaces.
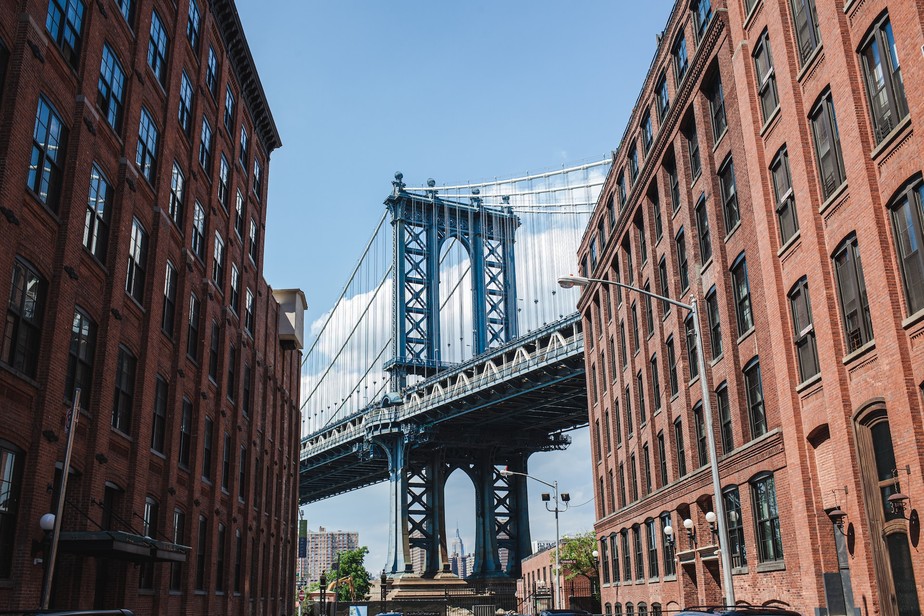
xmin=298 ymin=589 xmax=306 ymax=602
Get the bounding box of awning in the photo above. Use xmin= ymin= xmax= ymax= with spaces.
xmin=57 ymin=531 xmax=189 ymax=563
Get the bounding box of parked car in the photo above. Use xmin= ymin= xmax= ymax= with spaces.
xmin=0 ymin=611 xmax=134 ymax=616
xmin=539 ymin=610 xmax=594 ymax=616
xmin=675 ymin=606 xmax=801 ymax=616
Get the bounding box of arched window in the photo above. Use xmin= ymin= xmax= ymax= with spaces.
xmin=888 ymin=177 xmax=924 ymax=315
xmin=0 ymin=441 xmax=24 ymax=579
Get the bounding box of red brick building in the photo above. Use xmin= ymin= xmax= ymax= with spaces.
xmin=576 ymin=1 xmax=924 ymax=616
xmin=516 ymin=544 xmax=596 ymax=616
xmin=0 ymin=1 xmax=305 ymax=614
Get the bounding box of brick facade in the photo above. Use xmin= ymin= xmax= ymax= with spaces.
xmin=0 ymin=1 xmax=302 ymax=614
xmin=577 ymin=1 xmax=924 ymax=615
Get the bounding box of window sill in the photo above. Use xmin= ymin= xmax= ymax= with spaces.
xmin=711 ymin=128 xmax=728 ymax=153
xmin=635 ymin=579 xmax=646 ymax=585
xmin=724 ymin=220 xmax=741 ymax=242
xmin=700 ymin=257 xmax=713 ymax=275
xmin=776 ymin=229 xmax=801 ymax=258
xmin=0 ymin=361 xmax=40 ymax=388
xmin=736 ymin=326 xmax=756 ymax=346
xmin=818 ymin=181 xmax=848 ymax=217
xmin=710 ymin=353 xmax=723 ymax=367
xmin=732 ymin=565 xmax=749 ymax=575
xmin=150 ymin=449 xmax=167 ymax=460
xmin=795 ymin=44 xmax=824 ymax=83
xmin=870 ymin=115 xmax=912 ymax=161
xmin=690 ymin=171 xmax=702 ymax=188
xmin=111 ymin=427 xmax=133 ymax=442
xmin=138 ymin=589 xmax=155 ymax=596
xmin=842 ymin=339 xmax=875 ymax=366
xmin=0 ymin=579 xmax=14 ymax=589
xmin=662 ymin=574 xmax=677 ymax=582
xmin=756 ymin=560 xmax=786 ymax=573
xmin=795 ymin=372 xmax=822 ymax=393
xmin=901 ymin=307 xmax=924 ymax=330
xmin=758 ymin=105 xmax=781 ymax=138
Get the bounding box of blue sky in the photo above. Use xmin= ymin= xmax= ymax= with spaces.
xmin=236 ymin=0 xmax=674 ymax=572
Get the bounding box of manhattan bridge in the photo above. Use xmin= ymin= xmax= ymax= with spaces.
xmin=299 ymin=158 xmax=610 ymax=581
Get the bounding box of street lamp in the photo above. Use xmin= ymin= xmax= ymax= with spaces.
xmin=500 ymin=469 xmax=569 ymax=610
xmin=319 ymin=572 xmax=327 ymax=616
xmin=380 ymin=570 xmax=387 ymax=613
xmin=558 ymin=274 xmax=736 ymax=608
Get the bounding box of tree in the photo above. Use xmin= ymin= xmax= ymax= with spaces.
xmin=555 ymin=531 xmax=599 ymax=585
xmin=325 ymin=546 xmax=372 ymax=601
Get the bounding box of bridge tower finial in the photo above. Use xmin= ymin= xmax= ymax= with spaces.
xmin=393 ymin=171 xmax=406 ymax=196
xmin=470 ymin=187 xmax=482 ymax=208
xmin=426 ymin=178 xmax=438 ymax=200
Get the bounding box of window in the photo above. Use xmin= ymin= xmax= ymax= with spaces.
xmin=224 ymin=86 xmax=236 ymax=134
xmin=147 ymin=10 xmax=168 ymax=85
xmin=621 ymin=530 xmax=631 ymax=582
xmin=179 ymin=398 xmax=192 ymax=468
xmin=732 ymin=255 xmax=753 ymax=334
xmin=724 ymin=486 xmax=747 ymax=567
xmin=684 ymin=117 xmax=701 ymax=179
xmin=717 ymin=384 xmax=734 ymax=454
xmin=660 ymin=512 xmax=675 ymax=577
xmin=673 ymin=34 xmax=688 ymax=84
xmin=667 ymin=156 xmax=680 ymax=212
xmin=719 ymin=158 xmax=740 ymax=234
xmin=230 ymin=265 xmax=240 ymax=315
xmin=186 ymin=0 xmax=201 ymax=51
xmin=98 ymin=45 xmax=126 ymax=131
xmin=658 ymin=257 xmax=669 ymax=311
xmin=139 ymin=497 xmax=158 ymax=588
xmin=225 ymin=338 xmax=236 ymax=399
xmin=810 ymin=92 xmax=846 ymax=199
xmin=751 ymin=474 xmax=783 ymax=562
xmin=652 ymin=190 xmax=663 ymax=241
xmin=253 ymin=157 xmax=263 ymax=199
xmin=179 ymin=71 xmax=194 ymax=136
xmin=631 ymin=302 xmax=639 ymax=351
xmin=695 ymin=196 xmax=711 ymax=263
xmin=212 ymin=232 xmax=225 ymax=290
xmin=162 ymin=261 xmax=178 ymax=336
xmin=234 ymin=529 xmax=243 ymax=592
xmin=192 ymin=202 xmax=206 ymax=261
xmin=619 ymin=320 xmax=627 ymax=368
xmin=707 ymin=72 xmax=726 ymax=141
xmin=706 ymin=288 xmax=722 ymax=359
xmin=111 ymin=346 xmax=136 ymax=434
xmin=618 ymin=463 xmax=627 ymax=508
xmin=168 ymin=162 xmax=185 ymax=226
xmin=245 ymin=289 xmax=255 ymax=334
xmin=115 ymin=0 xmax=132 ymax=23
xmin=636 ymin=371 xmax=646 ymax=425
xmin=196 ymin=515 xmax=207 ymax=590
xmin=218 ymin=155 xmax=230 ymax=209
xmin=657 ymin=432 xmax=668 ymax=486
xmin=656 ymin=73 xmax=670 ymax=120
xmin=890 ymin=180 xmax=924 ymax=314
xmin=4 ymin=259 xmax=46 ymax=378
xmin=637 ymin=216 xmax=647 ymax=264
xmin=151 ymin=376 xmax=167 ymax=453
xmin=676 ymin=229 xmax=689 ymax=293
xmin=170 ymin=508 xmax=186 ymax=591
xmin=28 ymin=96 xmax=68 ymax=210
xmin=125 ymin=218 xmax=148 ymax=303
xmin=674 ymin=418 xmax=687 ymax=477
xmin=216 ymin=523 xmax=226 ymax=591
xmin=617 ymin=174 xmax=627 ymax=209
xmin=694 ymin=403 xmax=707 ymax=467
xmin=641 ymin=112 xmax=653 ymax=154
xmin=249 ymin=219 xmax=259 ymax=263
xmin=243 ymin=363 xmax=252 ymax=417
xmin=199 ymin=117 xmax=213 ymax=171
xmin=187 ymin=293 xmax=200 ymax=360
xmin=753 ymin=30 xmax=779 ymax=123
xmin=693 ymin=0 xmax=712 ymax=41
xmin=625 ymin=385 xmax=633 ymax=438
xmin=790 ymin=0 xmax=821 ymax=65
xmin=629 ymin=145 xmax=639 ymax=184
xmin=601 ymin=537 xmax=610 ymax=584
xmin=643 ymin=444 xmax=652 ymax=495
xmin=633 ymin=524 xmax=644 ymax=580
xmin=239 ymin=127 xmax=249 ymax=170
xmin=590 ymin=239 xmax=598 ymax=272
xmin=208 ymin=321 xmax=219 ymax=382
xmin=861 ymin=15 xmax=908 ymax=143
xmin=206 ymin=47 xmax=218 ymax=97
xmin=650 ymin=354 xmax=661 ymax=410
xmin=646 ymin=518 xmax=659 ymax=578
xmin=202 ymin=417 xmax=214 ymax=481
xmin=614 ymin=399 xmax=622 ymax=445
xmin=1 ymin=448 xmax=26 ymax=580
xmin=46 ymin=0 xmax=84 ymax=67
xmin=66 ymin=309 xmax=95 ymax=410
xmin=136 ymin=107 xmax=159 ymax=183
xmin=789 ymin=277 xmax=819 ymax=382
xmin=744 ymin=358 xmax=767 ymax=438
xmin=833 ymin=235 xmax=873 ymax=352
xmin=221 ymin=432 xmax=231 ymax=491
xmin=771 ymin=148 xmax=799 ymax=244
xmin=666 ymin=337 xmax=678 ymax=396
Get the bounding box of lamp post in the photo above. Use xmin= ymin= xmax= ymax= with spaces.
xmin=319 ymin=572 xmax=327 ymax=616
xmin=380 ymin=570 xmax=388 ymax=613
xmin=558 ymin=275 xmax=736 ymax=608
xmin=499 ymin=469 xmax=570 ymax=610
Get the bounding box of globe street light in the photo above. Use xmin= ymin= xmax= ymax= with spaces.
xmin=558 ymin=274 xmax=736 ymax=607
xmin=499 ymin=469 xmax=569 ymax=610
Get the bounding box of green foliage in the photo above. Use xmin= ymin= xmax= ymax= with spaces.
xmin=325 ymin=546 xmax=372 ymax=601
xmin=555 ymin=531 xmax=599 ymax=582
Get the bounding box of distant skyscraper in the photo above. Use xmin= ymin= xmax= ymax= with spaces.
xmin=300 ymin=526 xmax=360 ymax=585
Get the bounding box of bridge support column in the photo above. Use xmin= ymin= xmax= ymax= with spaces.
xmin=373 ymin=432 xmax=412 ymax=575
xmin=407 ymin=452 xmax=448 ymax=577
xmin=471 ymin=450 xmax=501 ymax=578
